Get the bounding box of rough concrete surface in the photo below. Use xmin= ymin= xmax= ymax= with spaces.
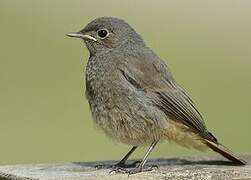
xmin=0 ymin=154 xmax=250 ymax=180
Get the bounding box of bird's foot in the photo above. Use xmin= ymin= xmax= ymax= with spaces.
xmin=108 ymin=161 xmax=140 ymax=173
xmin=95 ymin=160 xmax=140 ymax=170
xmin=110 ymin=164 xmax=158 ymax=176
xmin=127 ymin=165 xmax=158 ymax=176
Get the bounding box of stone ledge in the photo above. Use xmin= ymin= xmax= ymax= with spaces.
xmin=0 ymin=154 xmax=250 ymax=180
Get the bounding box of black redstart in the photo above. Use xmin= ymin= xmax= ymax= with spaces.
xmin=67 ymin=17 xmax=246 ymax=174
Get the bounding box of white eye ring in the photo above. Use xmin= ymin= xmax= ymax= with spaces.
xmin=97 ymin=29 xmax=109 ymax=39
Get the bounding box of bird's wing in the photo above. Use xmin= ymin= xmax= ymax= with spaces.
xmin=119 ymin=54 xmax=217 ymax=142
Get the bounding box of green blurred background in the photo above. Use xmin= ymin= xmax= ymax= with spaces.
xmin=0 ymin=0 xmax=250 ymax=165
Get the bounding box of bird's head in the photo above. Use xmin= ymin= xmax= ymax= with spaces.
xmin=67 ymin=17 xmax=145 ymax=55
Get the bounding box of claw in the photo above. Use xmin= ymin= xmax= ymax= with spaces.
xmin=128 ymin=165 xmax=158 ymax=176
xmin=109 ymin=161 xmax=141 ymax=174
xmin=95 ymin=160 xmax=140 ymax=170
xmin=109 ymin=167 xmax=129 ymax=174
xmin=110 ymin=164 xmax=158 ymax=176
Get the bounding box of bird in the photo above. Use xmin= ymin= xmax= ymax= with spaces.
xmin=67 ymin=16 xmax=246 ymax=174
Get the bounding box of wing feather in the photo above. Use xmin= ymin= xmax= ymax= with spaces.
xmin=118 ymin=54 xmax=217 ymax=142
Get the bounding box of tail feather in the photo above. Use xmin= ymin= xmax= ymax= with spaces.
xmin=205 ymin=139 xmax=246 ymax=165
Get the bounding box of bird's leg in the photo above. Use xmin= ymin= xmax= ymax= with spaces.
xmin=111 ymin=141 xmax=158 ymax=175
xmin=114 ymin=146 xmax=139 ymax=168
xmin=95 ymin=146 xmax=138 ymax=169
xmin=128 ymin=141 xmax=158 ymax=175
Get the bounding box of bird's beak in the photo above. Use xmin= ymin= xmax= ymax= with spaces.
xmin=66 ymin=32 xmax=97 ymax=42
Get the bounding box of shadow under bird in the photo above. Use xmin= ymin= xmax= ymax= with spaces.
xmin=67 ymin=17 xmax=246 ymax=175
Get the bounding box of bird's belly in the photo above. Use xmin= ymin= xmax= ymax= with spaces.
xmin=90 ymin=103 xmax=169 ymax=146
xmin=91 ymin=103 xmax=208 ymax=150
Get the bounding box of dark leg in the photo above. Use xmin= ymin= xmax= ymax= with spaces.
xmin=115 ymin=146 xmax=138 ymax=167
xmin=128 ymin=141 xmax=158 ymax=175
xmin=111 ymin=141 xmax=158 ymax=175
xmin=95 ymin=146 xmax=138 ymax=169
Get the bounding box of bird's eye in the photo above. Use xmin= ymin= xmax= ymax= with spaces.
xmin=97 ymin=29 xmax=109 ymax=38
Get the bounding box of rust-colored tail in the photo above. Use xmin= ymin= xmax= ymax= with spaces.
xmin=205 ymin=139 xmax=246 ymax=165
